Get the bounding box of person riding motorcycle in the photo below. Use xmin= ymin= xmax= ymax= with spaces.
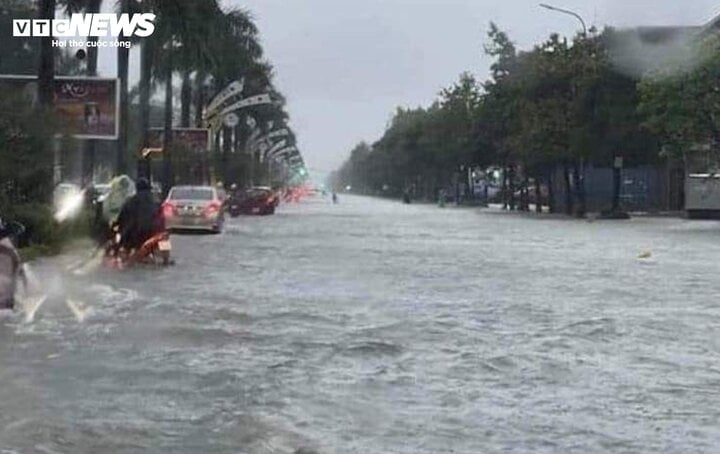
xmin=102 ymin=175 xmax=136 ymax=226
xmin=93 ymin=174 xmax=136 ymax=247
xmin=0 ymin=217 xmax=26 ymax=310
xmin=223 ymin=183 xmax=237 ymax=209
xmin=402 ymin=189 xmax=411 ymax=204
xmin=116 ymin=178 xmax=165 ymax=251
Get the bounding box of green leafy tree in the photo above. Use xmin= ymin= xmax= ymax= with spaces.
xmin=0 ymin=94 xmax=56 ymax=209
xmin=638 ymin=33 xmax=720 ymax=170
xmin=0 ymin=1 xmax=39 ymax=75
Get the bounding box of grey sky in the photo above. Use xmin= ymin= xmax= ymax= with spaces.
xmin=99 ymin=0 xmax=720 ymax=179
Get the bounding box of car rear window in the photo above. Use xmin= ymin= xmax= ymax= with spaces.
xmin=169 ymin=188 xmax=214 ymax=200
xmin=248 ymin=188 xmax=271 ymax=196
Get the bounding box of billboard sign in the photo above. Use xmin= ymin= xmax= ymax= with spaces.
xmin=148 ymin=128 xmax=210 ymax=153
xmin=0 ymin=75 xmax=119 ymax=139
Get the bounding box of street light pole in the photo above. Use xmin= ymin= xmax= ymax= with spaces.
xmin=539 ymin=3 xmax=587 ymax=36
xmin=540 ymin=3 xmax=589 ymax=217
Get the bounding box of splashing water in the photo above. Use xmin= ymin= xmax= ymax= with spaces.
xmin=65 ymin=298 xmax=93 ymax=322
xmin=16 ymin=264 xmax=48 ymax=323
xmin=69 ymin=248 xmax=104 ymax=276
xmin=14 ymin=263 xmax=93 ymax=324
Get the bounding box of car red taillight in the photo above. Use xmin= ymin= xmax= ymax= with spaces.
xmin=162 ymin=201 xmax=176 ymax=218
xmin=203 ymin=201 xmax=221 ymax=217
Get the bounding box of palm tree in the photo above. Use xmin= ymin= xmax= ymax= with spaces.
xmin=139 ymin=0 xmax=221 ymax=192
xmin=40 ymin=0 xmax=99 ymax=102
xmin=73 ymin=0 xmax=102 ymax=75
xmin=37 ymin=0 xmax=56 ymax=107
xmin=134 ymin=1 xmax=299 ymax=188
xmin=46 ymin=0 xmax=104 ymax=182
xmin=115 ymin=0 xmax=138 ymax=175
xmin=2 ymin=1 xmax=40 ymax=74
xmin=185 ymin=7 xmax=261 ymax=131
xmin=80 ymin=0 xmax=102 ymax=184
xmin=38 ymin=0 xmax=102 ymax=184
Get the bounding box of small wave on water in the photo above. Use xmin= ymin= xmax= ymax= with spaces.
xmin=558 ymin=317 xmax=621 ymax=340
xmin=339 ymin=340 xmax=404 ymax=357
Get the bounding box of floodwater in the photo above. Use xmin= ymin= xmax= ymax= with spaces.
xmin=2 ymin=195 xmax=720 ymax=453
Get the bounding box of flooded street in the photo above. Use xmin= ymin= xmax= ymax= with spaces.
xmin=3 ymin=195 xmax=720 ymax=453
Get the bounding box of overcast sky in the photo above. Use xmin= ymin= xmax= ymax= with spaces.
xmin=100 ymin=0 xmax=720 ymax=179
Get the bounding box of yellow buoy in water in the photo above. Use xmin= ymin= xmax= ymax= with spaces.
xmin=638 ymin=250 xmax=652 ymax=259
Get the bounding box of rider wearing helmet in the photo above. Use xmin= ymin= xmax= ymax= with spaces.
xmin=116 ymin=178 xmax=164 ymax=251
xmin=0 ymin=218 xmax=26 ymax=310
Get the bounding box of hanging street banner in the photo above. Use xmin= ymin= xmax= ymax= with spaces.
xmin=257 ymin=142 xmax=269 ymax=157
xmin=266 ymin=128 xmax=290 ymax=140
xmin=249 ymin=129 xmax=287 ymax=152
xmin=215 ymin=94 xmax=273 ymax=118
xmin=206 ymin=79 xmax=244 ymax=118
xmin=246 ymin=127 xmax=262 ymax=148
xmin=0 ymin=75 xmax=119 ymax=139
xmin=207 ymin=94 xmax=272 ymax=126
xmin=223 ymin=112 xmax=240 ymax=128
xmin=206 ymin=94 xmax=273 ymax=131
xmin=266 ymin=139 xmax=288 ymax=157
xmin=272 ymin=145 xmax=298 ymax=159
xmin=147 ymin=128 xmax=210 ymax=153
xmin=247 ymin=131 xmax=266 ymax=150
xmin=273 ymin=151 xmax=292 ymax=160
xmin=251 ymin=127 xmax=289 ymax=145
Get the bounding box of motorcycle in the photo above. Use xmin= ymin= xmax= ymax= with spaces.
xmin=103 ymin=226 xmax=173 ymax=270
xmin=228 ymin=198 xmax=242 ymax=218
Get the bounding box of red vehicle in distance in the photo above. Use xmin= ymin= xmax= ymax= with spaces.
xmin=229 ymin=187 xmax=278 ymax=216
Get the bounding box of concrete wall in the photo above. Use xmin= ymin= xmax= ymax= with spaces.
xmin=549 ymin=163 xmax=680 ymax=213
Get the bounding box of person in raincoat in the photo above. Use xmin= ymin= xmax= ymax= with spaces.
xmin=0 ymin=218 xmax=26 ymax=310
xmin=93 ymin=175 xmax=136 ymax=247
xmin=102 ymin=175 xmax=136 ymax=225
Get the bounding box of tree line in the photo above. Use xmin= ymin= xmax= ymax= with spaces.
xmin=331 ymin=22 xmax=720 ymax=216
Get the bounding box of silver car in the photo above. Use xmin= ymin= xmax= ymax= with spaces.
xmin=163 ymin=186 xmax=225 ymax=233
